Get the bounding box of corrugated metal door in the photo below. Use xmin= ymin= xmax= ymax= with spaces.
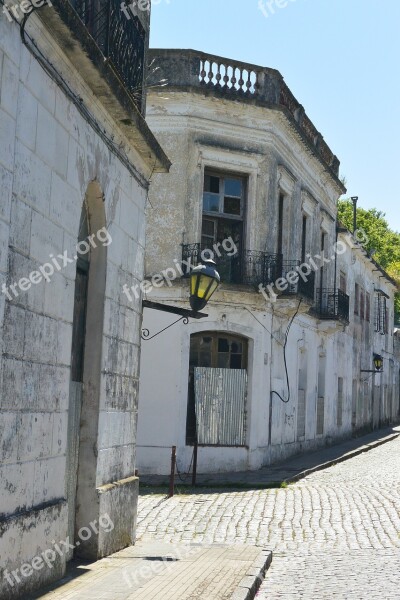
xmin=194 ymin=367 xmax=247 ymax=446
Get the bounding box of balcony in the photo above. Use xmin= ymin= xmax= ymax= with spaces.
xmin=72 ymin=0 xmax=146 ymax=112
xmin=70 ymin=0 xmax=146 ymax=112
xmin=314 ymin=289 xmax=350 ymax=324
xmin=35 ymin=1 xmax=170 ymax=172
xmin=148 ymin=49 xmax=343 ymax=183
xmin=181 ymin=244 xmax=315 ymax=301
xmin=280 ymin=262 xmax=316 ymax=302
xmin=182 ymin=244 xmax=280 ymax=287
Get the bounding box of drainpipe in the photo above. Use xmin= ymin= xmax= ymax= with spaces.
xmin=268 ymin=313 xmax=274 ymax=447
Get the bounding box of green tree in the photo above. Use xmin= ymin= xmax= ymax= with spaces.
xmin=338 ymin=199 xmax=400 ymax=324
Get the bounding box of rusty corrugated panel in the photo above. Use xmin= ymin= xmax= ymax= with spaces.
xmin=194 ymin=367 xmax=247 ymax=446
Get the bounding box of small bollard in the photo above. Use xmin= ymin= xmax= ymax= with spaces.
xmin=169 ymin=445 xmax=176 ymax=497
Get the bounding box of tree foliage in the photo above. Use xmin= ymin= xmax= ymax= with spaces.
xmin=338 ymin=199 xmax=400 ymax=324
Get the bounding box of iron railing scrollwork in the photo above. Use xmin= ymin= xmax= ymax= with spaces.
xmin=182 ymin=244 xmax=283 ymax=289
xmin=72 ymin=0 xmax=146 ymax=110
xmin=316 ymin=288 xmax=350 ymax=323
xmin=181 ymin=244 xmax=316 ymax=299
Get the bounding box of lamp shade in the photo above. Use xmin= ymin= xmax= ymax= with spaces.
xmin=373 ymin=354 xmax=383 ymax=372
xmin=189 ymin=260 xmax=220 ymax=312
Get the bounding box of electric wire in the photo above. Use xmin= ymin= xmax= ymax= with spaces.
xmin=270 ymin=299 xmax=303 ymax=404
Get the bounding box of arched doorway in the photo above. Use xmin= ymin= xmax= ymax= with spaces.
xmin=186 ymin=332 xmax=248 ymax=447
xmin=66 ymin=182 xmax=107 ymax=559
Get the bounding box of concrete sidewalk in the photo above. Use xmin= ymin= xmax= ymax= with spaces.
xmin=29 ymin=542 xmax=272 ymax=600
xmin=140 ymin=426 xmax=400 ymax=488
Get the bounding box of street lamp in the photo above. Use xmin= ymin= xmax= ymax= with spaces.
xmin=142 ymin=259 xmax=220 ymax=340
xmin=373 ymin=354 xmax=384 ymax=372
xmin=361 ymin=353 xmax=384 ymax=373
xmin=190 ymin=259 xmax=220 ymax=312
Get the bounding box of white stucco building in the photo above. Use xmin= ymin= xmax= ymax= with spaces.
xmin=136 ymin=49 xmax=399 ymax=476
xmin=0 ymin=3 xmax=169 ymax=598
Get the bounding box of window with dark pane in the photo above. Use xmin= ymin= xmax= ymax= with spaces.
xmin=201 ymin=170 xmax=246 ymax=284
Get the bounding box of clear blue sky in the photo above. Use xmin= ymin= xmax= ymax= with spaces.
xmin=150 ymin=0 xmax=400 ymax=233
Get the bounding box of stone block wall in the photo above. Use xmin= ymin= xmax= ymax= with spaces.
xmin=0 ymin=13 xmax=152 ymax=598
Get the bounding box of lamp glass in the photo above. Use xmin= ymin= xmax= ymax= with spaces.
xmin=373 ymin=355 xmax=383 ymax=371
xmin=189 ymin=261 xmax=220 ymax=312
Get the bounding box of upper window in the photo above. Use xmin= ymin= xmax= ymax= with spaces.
xmin=366 ymin=292 xmax=371 ymax=322
xmin=339 ymin=271 xmax=347 ymax=293
xmin=354 ymin=283 xmax=360 ymax=315
xmin=360 ymin=288 xmax=365 ymax=320
xmin=203 ymin=172 xmax=244 ymax=218
xmin=301 ymin=215 xmax=307 ymax=263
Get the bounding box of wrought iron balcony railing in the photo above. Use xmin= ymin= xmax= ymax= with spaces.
xmin=315 ymin=289 xmax=350 ymax=323
xmin=182 ymin=244 xmax=281 ymax=288
xmin=279 ymin=262 xmax=316 ymax=301
xmin=181 ymin=245 xmax=316 ymax=300
xmin=72 ymin=0 xmax=146 ymax=111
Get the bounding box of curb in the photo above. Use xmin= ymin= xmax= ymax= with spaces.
xmin=230 ymin=549 xmax=273 ymax=600
xmin=284 ymin=432 xmax=400 ymax=485
xmin=140 ymin=431 xmax=400 ymax=491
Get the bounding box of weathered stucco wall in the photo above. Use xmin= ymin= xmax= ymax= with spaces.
xmin=145 ymin=92 xmax=338 ymax=278
xmin=0 ymin=11 xmax=157 ymax=598
xmin=337 ymin=232 xmax=399 ymax=430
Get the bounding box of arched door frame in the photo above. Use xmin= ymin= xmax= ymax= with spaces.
xmin=67 ymin=181 xmax=107 ymax=559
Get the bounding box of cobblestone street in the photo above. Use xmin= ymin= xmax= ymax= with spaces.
xmin=137 ymin=437 xmax=400 ymax=598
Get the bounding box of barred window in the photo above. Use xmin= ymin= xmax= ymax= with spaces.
xmin=374 ymin=293 xmax=388 ymax=335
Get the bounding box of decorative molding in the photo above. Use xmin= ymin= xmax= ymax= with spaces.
xmin=301 ymin=189 xmax=318 ymax=216
xmin=277 ymin=164 xmax=296 ymax=195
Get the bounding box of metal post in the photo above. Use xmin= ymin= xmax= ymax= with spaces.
xmin=169 ymin=446 xmax=176 ymax=497
xmin=351 ymin=196 xmax=358 ymax=234
xmin=192 ymin=440 xmax=198 ymax=487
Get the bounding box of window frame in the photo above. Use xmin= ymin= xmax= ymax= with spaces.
xmin=203 ymin=170 xmax=246 ymax=221
xmin=354 ymin=283 xmax=360 ymax=316
xmin=366 ymin=292 xmax=371 ymax=322
xmin=360 ymin=288 xmax=365 ymax=320
xmin=189 ymin=332 xmax=248 ymax=370
xmin=339 ymin=271 xmax=347 ymax=294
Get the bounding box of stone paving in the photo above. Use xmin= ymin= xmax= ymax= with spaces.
xmin=137 ymin=436 xmax=400 ymax=598
xmin=30 ymin=542 xmax=269 ymax=600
